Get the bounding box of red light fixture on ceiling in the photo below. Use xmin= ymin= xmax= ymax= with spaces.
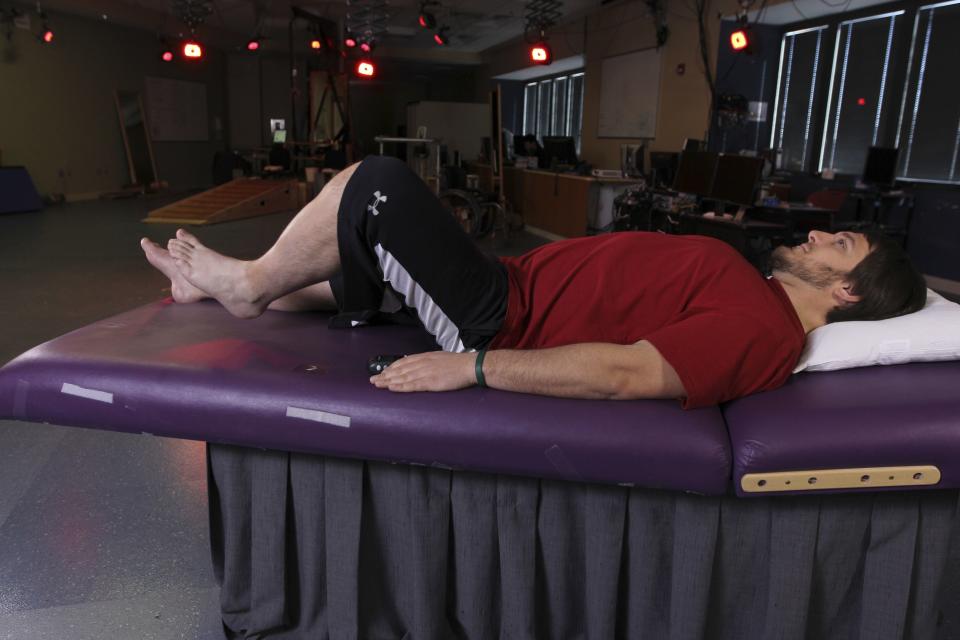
xmin=359 ymin=38 xmax=375 ymax=53
xmin=159 ymin=37 xmax=174 ymax=61
xmin=356 ymin=59 xmax=376 ymax=78
xmin=183 ymin=41 xmax=203 ymax=59
xmin=344 ymin=31 xmax=357 ymax=48
xmin=246 ymin=37 xmax=261 ymax=52
xmin=433 ymin=26 xmax=449 ymax=46
xmin=857 ymin=97 xmax=867 ymax=106
xmin=730 ymin=29 xmax=749 ymax=51
xmin=530 ymin=42 xmax=552 ymax=65
xmin=418 ymin=1 xmax=437 ymax=29
xmin=41 ymin=28 xmax=54 ymax=43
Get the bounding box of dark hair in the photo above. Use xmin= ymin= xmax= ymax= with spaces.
xmin=826 ymin=230 xmax=927 ymax=323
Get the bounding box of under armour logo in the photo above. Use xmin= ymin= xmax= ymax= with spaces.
xmin=367 ymin=190 xmax=388 ymax=216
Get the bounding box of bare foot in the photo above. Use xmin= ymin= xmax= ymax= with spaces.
xmin=167 ymin=229 xmax=266 ymax=319
xmin=140 ymin=238 xmax=208 ymax=304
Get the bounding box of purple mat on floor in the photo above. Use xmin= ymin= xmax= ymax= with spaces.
xmin=0 ymin=300 xmax=731 ymax=494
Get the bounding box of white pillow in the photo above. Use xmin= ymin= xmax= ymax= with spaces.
xmin=794 ymin=289 xmax=960 ymax=373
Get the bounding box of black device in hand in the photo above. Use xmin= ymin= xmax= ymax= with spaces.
xmin=367 ymin=355 xmax=404 ymax=375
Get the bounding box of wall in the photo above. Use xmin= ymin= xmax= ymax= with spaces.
xmin=349 ymin=63 xmax=479 ymax=159
xmin=708 ymin=22 xmax=781 ymax=154
xmin=479 ymin=0 xmax=783 ymax=169
xmin=0 ymin=8 xmax=227 ymax=198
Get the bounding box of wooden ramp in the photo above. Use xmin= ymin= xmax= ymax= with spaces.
xmin=144 ymin=178 xmax=298 ymax=225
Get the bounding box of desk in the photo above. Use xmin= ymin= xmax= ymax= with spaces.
xmin=470 ymin=165 xmax=643 ymax=237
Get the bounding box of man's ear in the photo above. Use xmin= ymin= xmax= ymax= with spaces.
xmin=833 ymin=280 xmax=862 ymax=306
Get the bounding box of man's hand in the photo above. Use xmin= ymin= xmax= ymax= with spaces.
xmin=370 ymin=351 xmax=477 ymax=392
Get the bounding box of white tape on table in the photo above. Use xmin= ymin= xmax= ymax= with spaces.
xmin=286 ymin=406 xmax=352 ymax=428
xmin=61 ymin=382 xmax=114 ymax=404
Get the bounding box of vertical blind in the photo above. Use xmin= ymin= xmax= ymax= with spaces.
xmin=898 ymin=0 xmax=960 ymax=182
xmin=522 ymin=72 xmax=586 ymax=153
xmin=770 ymin=0 xmax=960 ymax=184
xmin=771 ymin=27 xmax=827 ymax=172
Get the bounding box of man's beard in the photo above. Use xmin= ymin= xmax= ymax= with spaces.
xmin=768 ymin=246 xmax=846 ymax=289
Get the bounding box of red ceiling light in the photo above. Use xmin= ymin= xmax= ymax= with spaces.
xmin=41 ymin=28 xmax=54 ymax=43
xmin=730 ymin=29 xmax=749 ymax=51
xmin=356 ymin=59 xmax=376 ymax=78
xmin=857 ymin=97 xmax=867 ymax=106
xmin=159 ymin=37 xmax=174 ymax=61
xmin=418 ymin=1 xmax=437 ymax=29
xmin=359 ymin=39 xmax=374 ymax=53
xmin=530 ymin=42 xmax=552 ymax=65
xmin=183 ymin=41 xmax=203 ymax=59
xmin=344 ymin=32 xmax=357 ymax=48
xmin=433 ymin=27 xmax=449 ymax=46
xmin=246 ymin=38 xmax=261 ymax=51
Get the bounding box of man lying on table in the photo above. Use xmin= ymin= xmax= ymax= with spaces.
xmin=140 ymin=156 xmax=926 ymax=408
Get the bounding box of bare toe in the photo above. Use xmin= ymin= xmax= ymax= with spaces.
xmin=176 ymin=228 xmax=199 ymax=246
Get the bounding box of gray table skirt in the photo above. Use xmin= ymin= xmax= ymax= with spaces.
xmin=206 ymin=443 xmax=960 ymax=640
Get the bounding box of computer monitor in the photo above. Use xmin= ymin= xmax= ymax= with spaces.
xmin=542 ymin=136 xmax=578 ymax=168
xmin=672 ymin=150 xmax=718 ymax=197
xmin=862 ymin=146 xmax=899 ymax=187
xmin=649 ymin=152 xmax=679 ymax=187
xmin=709 ymin=154 xmax=765 ymax=205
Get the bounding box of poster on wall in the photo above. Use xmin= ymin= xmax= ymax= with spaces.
xmin=144 ymin=77 xmax=209 ymax=142
xmin=597 ymin=48 xmax=661 ymax=139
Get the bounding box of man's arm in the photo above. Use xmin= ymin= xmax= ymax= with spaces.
xmin=370 ymin=341 xmax=686 ymax=401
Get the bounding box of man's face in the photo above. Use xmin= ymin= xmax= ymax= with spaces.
xmin=769 ymin=230 xmax=871 ymax=288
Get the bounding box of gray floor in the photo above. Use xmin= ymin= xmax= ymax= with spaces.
xmin=0 ymin=192 xmax=546 ymax=639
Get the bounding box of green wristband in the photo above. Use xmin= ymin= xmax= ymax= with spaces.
xmin=475 ymin=349 xmax=488 ymax=388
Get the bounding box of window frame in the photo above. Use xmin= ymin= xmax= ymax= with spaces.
xmin=521 ymin=69 xmax=586 ymax=153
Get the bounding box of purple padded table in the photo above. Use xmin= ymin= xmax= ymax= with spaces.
xmin=0 ymin=299 xmax=731 ymax=495
xmin=725 ymin=362 xmax=960 ymax=497
xmin=1 ymin=300 xmax=958 ymax=638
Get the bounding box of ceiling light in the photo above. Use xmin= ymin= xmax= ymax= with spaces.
xmin=530 ymin=42 xmax=552 ymax=64
xmin=433 ymin=26 xmax=448 ymax=46
xmin=730 ymin=30 xmax=747 ymax=51
xmin=418 ymin=1 xmax=437 ymax=29
xmin=183 ymin=41 xmax=203 ymax=59
xmin=356 ymin=59 xmax=376 ymax=78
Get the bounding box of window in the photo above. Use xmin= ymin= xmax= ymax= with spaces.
xmin=522 ymin=71 xmax=585 ymax=153
xmin=770 ymin=0 xmax=960 ymax=183
xmin=819 ymin=11 xmax=905 ymax=174
xmin=770 ymin=26 xmax=828 ymax=171
xmin=898 ymin=0 xmax=960 ymax=182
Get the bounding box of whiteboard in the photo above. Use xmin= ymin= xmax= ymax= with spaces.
xmin=597 ymin=48 xmax=661 ymax=139
xmin=144 ymin=77 xmax=209 ymax=142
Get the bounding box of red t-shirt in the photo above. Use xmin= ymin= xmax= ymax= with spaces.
xmin=490 ymin=232 xmax=806 ymax=408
